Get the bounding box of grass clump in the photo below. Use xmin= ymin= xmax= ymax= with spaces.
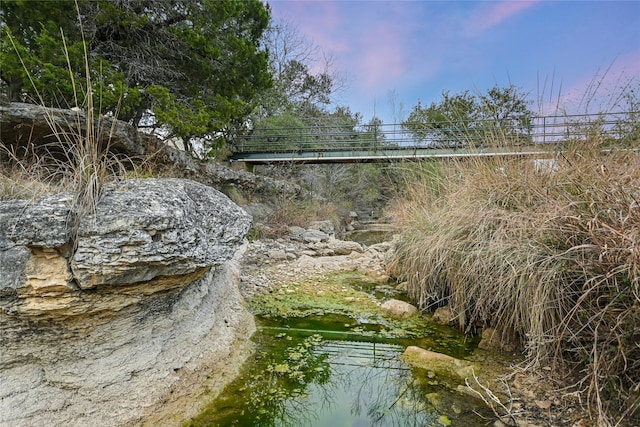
xmin=0 ymin=161 xmax=67 ymax=201
xmin=388 ymin=138 xmax=640 ymax=425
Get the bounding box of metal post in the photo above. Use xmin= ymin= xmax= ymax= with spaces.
xmin=374 ymin=124 xmax=378 ymax=153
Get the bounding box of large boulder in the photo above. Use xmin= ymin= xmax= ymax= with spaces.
xmin=0 ymin=178 xmax=254 ymax=426
xmin=402 ymin=346 xmax=477 ymax=381
xmin=71 ymin=178 xmax=250 ymax=289
xmin=1 ymin=179 xmax=251 ymax=311
xmin=381 ymin=299 xmax=418 ymax=318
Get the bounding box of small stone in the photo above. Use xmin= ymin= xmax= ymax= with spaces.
xmin=456 ymin=384 xmax=479 ymax=398
xmin=402 ymin=346 xmax=477 ymax=380
xmin=425 ymin=392 xmax=441 ymax=406
xmin=302 ymin=229 xmax=330 ymax=243
xmin=267 ymin=249 xmax=288 ymax=260
xmin=535 ymin=399 xmax=552 ymax=409
xmin=478 ymin=327 xmax=516 ymax=352
xmin=395 ymin=281 xmax=409 ymax=293
xmin=432 ymin=306 xmax=455 ymax=325
xmin=308 ymin=220 xmax=334 ymax=236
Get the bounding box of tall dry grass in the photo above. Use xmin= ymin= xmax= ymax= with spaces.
xmin=2 ymin=10 xmax=128 ymax=238
xmin=388 ymin=138 xmax=640 ymax=424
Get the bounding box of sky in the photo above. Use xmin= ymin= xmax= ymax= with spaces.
xmin=267 ymin=0 xmax=640 ymax=124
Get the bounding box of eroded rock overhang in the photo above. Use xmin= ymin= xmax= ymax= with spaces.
xmin=0 ymin=178 xmax=255 ymax=426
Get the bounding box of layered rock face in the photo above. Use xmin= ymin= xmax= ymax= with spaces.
xmin=0 ymin=178 xmax=254 ymax=426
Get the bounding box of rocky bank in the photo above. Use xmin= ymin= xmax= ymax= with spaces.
xmin=236 ymin=220 xmax=393 ymax=299
xmin=0 ymin=178 xmax=253 ymax=426
xmin=234 ymin=227 xmax=593 ymax=427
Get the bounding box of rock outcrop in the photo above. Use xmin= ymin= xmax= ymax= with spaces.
xmin=238 ymin=229 xmax=394 ymax=298
xmin=0 ymin=178 xmax=254 ymax=426
xmin=0 ymin=102 xmax=310 ymax=223
xmin=0 ymin=101 xmax=146 ymax=159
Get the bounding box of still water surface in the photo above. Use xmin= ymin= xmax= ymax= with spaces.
xmin=186 ymin=312 xmax=493 ymax=427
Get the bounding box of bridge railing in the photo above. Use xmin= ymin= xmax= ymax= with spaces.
xmin=231 ymin=112 xmax=639 ymax=154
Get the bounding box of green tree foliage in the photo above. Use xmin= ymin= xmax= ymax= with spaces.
xmin=477 ymin=85 xmax=534 ymax=142
xmin=278 ymin=59 xmax=332 ymax=115
xmin=243 ymin=20 xmax=351 ymax=153
xmin=402 ymin=91 xmax=478 ymax=145
xmin=0 ymin=0 xmax=133 ymax=112
xmin=0 ymin=0 xmax=272 ymax=155
xmin=403 ymin=85 xmax=534 ymax=147
xmin=248 ymin=112 xmax=307 ymax=151
xmin=244 ymin=20 xmax=394 ymax=216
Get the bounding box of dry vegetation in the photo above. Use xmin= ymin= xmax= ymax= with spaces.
xmin=2 ymin=26 xmax=108 ymax=201
xmin=388 ymin=136 xmax=640 ymax=424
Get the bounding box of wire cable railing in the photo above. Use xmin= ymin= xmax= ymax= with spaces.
xmin=229 ymin=112 xmax=639 ymax=163
xmin=232 ymin=112 xmax=639 ymax=154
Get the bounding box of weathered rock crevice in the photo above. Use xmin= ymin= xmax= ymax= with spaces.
xmin=0 ymin=178 xmax=255 ymax=426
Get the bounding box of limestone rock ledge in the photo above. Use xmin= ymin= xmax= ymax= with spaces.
xmin=0 ymin=178 xmax=255 ymax=426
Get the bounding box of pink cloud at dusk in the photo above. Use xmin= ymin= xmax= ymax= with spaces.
xmin=269 ymin=1 xmax=349 ymax=54
xmin=347 ymin=23 xmax=408 ymax=90
xmin=464 ymin=0 xmax=539 ymax=37
xmin=269 ymin=1 xmax=419 ymax=94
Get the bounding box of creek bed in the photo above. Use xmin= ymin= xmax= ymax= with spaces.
xmin=185 ymin=274 xmax=495 ymax=427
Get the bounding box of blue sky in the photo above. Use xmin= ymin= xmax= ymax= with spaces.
xmin=268 ymin=0 xmax=640 ymax=124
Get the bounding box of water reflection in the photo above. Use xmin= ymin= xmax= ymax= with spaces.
xmin=186 ymin=324 xmax=491 ymax=427
xmin=307 ymin=340 xmax=429 ymax=427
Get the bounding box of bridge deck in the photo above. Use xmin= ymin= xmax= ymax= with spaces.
xmin=229 ymin=145 xmax=553 ymax=164
xmin=229 ymin=112 xmax=635 ymax=164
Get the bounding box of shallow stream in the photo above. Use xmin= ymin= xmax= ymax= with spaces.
xmin=186 ymin=275 xmax=495 ymax=427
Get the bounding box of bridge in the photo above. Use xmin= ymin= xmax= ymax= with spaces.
xmin=229 ymin=112 xmax=637 ymax=164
